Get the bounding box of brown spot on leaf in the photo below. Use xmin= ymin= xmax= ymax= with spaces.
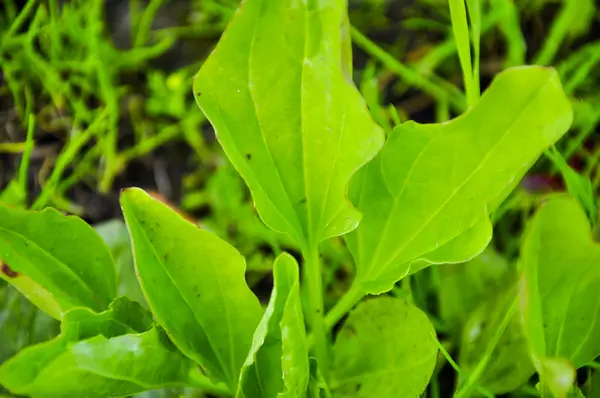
xmin=2 ymin=263 xmax=19 ymax=278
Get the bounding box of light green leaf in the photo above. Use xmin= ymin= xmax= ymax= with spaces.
xmin=439 ymin=247 xmax=510 ymax=336
xmin=120 ymin=188 xmax=263 ymax=390
xmin=519 ymin=194 xmax=600 ymax=370
xmin=237 ymin=253 xmax=309 ymax=398
xmin=0 ymin=205 xmax=117 ymax=317
xmin=537 ymin=357 xmax=576 ymax=398
xmin=459 ymin=284 xmax=534 ymax=394
xmin=95 ymin=219 xmax=146 ymax=305
xmin=193 ymin=0 xmax=384 ymax=249
xmin=331 ymin=297 xmax=437 ymax=397
xmin=0 ymin=297 xmax=186 ymax=397
xmin=346 ymin=66 xmax=573 ymax=295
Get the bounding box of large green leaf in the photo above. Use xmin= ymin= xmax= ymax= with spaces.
xmin=345 ymin=66 xmax=573 ymax=294
xmin=193 ymin=0 xmax=384 ymax=249
xmin=120 ymin=188 xmax=263 ymax=390
xmin=237 ymin=253 xmax=309 ymax=398
xmin=0 ymin=297 xmax=197 ymax=398
xmin=331 ymin=297 xmax=437 ymax=397
xmin=519 ymin=194 xmax=600 ymax=370
xmin=0 ymin=205 xmax=117 ymax=317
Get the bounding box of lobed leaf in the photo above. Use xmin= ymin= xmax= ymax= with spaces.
xmin=120 ymin=188 xmax=263 ymax=390
xmin=193 ymin=0 xmax=384 ymax=249
xmin=345 ymin=66 xmax=573 ymax=294
xmin=332 ymin=297 xmax=438 ymax=397
xmin=237 ymin=253 xmax=309 ymax=398
xmin=519 ymin=194 xmax=600 ymax=370
xmin=0 ymin=204 xmax=117 ymax=317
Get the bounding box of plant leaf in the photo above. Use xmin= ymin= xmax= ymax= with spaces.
xmin=193 ymin=0 xmax=384 ymax=249
xmin=237 ymin=253 xmax=309 ymax=398
xmin=346 ymin=66 xmax=573 ymax=294
xmin=0 ymin=205 xmax=117 ymax=317
xmin=519 ymin=194 xmax=600 ymax=370
xmin=95 ymin=219 xmax=146 ymax=305
xmin=332 ymin=297 xmax=437 ymax=397
xmin=439 ymin=247 xmax=510 ymax=336
xmin=307 ymin=358 xmax=331 ymax=398
xmin=459 ymin=283 xmax=534 ymax=394
xmin=120 ymin=188 xmax=263 ymax=390
xmin=0 ymin=297 xmax=185 ymax=398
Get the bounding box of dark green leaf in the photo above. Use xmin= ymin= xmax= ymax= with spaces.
xmin=237 ymin=253 xmax=309 ymax=398
xmin=346 ymin=66 xmax=573 ymax=294
xmin=0 ymin=205 xmax=117 ymax=317
xmin=520 ymin=194 xmax=600 ymax=370
xmin=121 ymin=188 xmax=263 ymax=390
xmin=459 ymin=283 xmax=534 ymax=394
xmin=332 ymin=297 xmax=437 ymax=397
xmin=439 ymin=247 xmax=510 ymax=336
xmin=193 ymin=0 xmax=384 ymax=249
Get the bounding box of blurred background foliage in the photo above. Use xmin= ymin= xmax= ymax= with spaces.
xmin=0 ymin=0 xmax=599 ymax=396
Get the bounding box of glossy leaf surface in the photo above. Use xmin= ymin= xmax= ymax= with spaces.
xmin=332 ymin=297 xmax=437 ymax=397
xmin=194 ymin=0 xmax=384 ymax=248
xmin=346 ymin=66 xmax=573 ymax=294
xmin=0 ymin=205 xmax=117 ymax=317
xmin=0 ymin=297 xmax=194 ymax=398
xmin=121 ymin=188 xmax=263 ymax=390
xmin=519 ymin=194 xmax=600 ymax=369
xmin=237 ymin=253 xmax=309 ymax=398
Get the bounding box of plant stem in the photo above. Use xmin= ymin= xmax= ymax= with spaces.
xmin=303 ymin=244 xmax=329 ymax=376
xmin=325 ymin=282 xmax=364 ymax=330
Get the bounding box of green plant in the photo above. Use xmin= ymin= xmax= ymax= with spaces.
xmin=1 ymin=0 xmax=592 ymax=397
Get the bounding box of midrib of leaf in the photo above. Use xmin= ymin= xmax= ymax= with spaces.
xmin=317 ymin=92 xmax=348 ymax=240
xmin=554 ymin=249 xmax=600 ymax=361
xmin=363 ymin=77 xmax=553 ymax=283
xmin=0 ymin=225 xmax=100 ymax=307
xmin=127 ymin=212 xmax=233 ymax=386
xmin=246 ymin=0 xmax=306 ymax=247
xmin=361 ymin=130 xmax=438 ymax=276
xmin=300 ymin=0 xmax=312 ymax=247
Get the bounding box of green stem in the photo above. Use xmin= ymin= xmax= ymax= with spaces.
xmin=448 ymin=0 xmax=476 ymax=107
xmin=325 ymin=283 xmax=365 ymax=330
xmin=303 ymin=244 xmax=329 ymax=376
xmin=350 ymin=25 xmax=466 ymax=112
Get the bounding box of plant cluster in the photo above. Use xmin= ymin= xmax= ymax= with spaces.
xmin=1 ymin=0 xmax=600 ymax=397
